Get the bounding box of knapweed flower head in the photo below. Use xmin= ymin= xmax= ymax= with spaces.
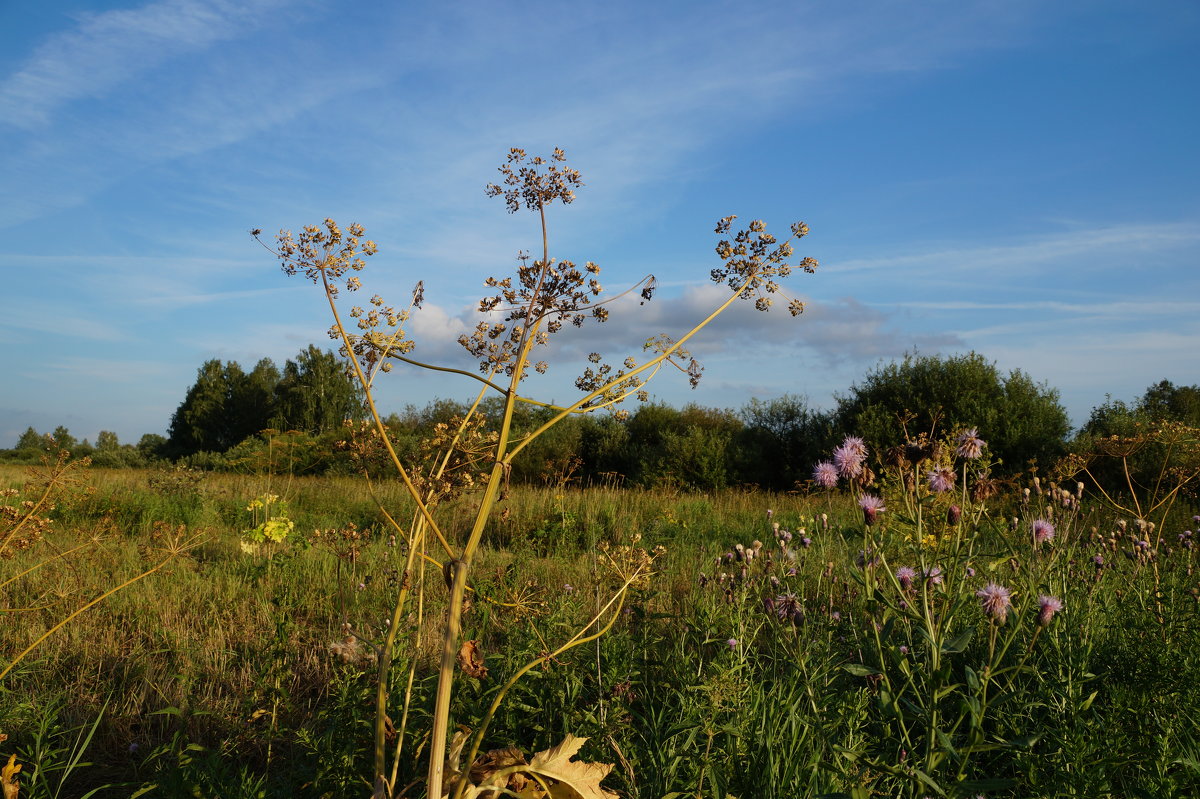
xmin=843 ymin=435 xmax=868 ymax=460
xmin=976 ymin=582 xmax=1012 ymax=623
xmin=774 ymin=592 xmax=805 ymax=625
xmin=927 ymin=467 xmax=955 ymax=493
xmin=1032 ymin=519 xmax=1055 ymax=545
xmin=1036 ymin=595 xmax=1063 ymax=626
xmin=858 ymin=494 xmax=886 ymax=525
xmin=726 ymin=638 xmax=738 ymax=649
xmin=956 ymin=428 xmax=985 ymax=460
xmin=813 ymin=460 xmax=839 ymax=489
xmin=895 ymin=566 xmax=916 ymax=592
xmin=833 ymin=444 xmax=864 ymax=480
xmin=947 ymin=504 xmax=962 ymax=525
xmin=923 ymin=566 xmax=943 ymax=587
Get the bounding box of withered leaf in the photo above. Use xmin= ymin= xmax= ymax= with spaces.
xmin=528 ymin=735 xmax=618 ymax=799
xmin=457 ymin=639 xmax=489 ymax=679
xmin=469 ymin=746 xmax=527 ymax=783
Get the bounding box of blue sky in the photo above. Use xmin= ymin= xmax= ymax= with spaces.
xmin=2 ymin=0 xmax=1198 ymax=446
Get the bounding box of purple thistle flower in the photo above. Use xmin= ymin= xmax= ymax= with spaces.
xmin=774 ymin=592 xmax=804 ymax=625
xmin=976 ymin=582 xmax=1012 ymax=623
xmin=801 ymin=536 xmax=812 ymax=548
xmin=896 ymin=566 xmax=916 ymax=592
xmin=813 ymin=460 xmax=839 ymax=488
xmin=947 ymin=504 xmax=962 ymax=525
xmin=726 ymin=638 xmax=738 ymax=649
xmin=927 ymin=467 xmax=956 ymax=493
xmin=843 ymin=435 xmax=868 ymax=459
xmin=956 ymin=428 xmax=985 ymax=460
xmin=833 ymin=445 xmax=864 ymax=480
xmin=1036 ymin=595 xmax=1063 ymax=626
xmin=1032 ymin=519 xmax=1055 ymax=545
xmin=899 ymin=645 xmax=909 ymax=655
xmin=858 ymin=494 xmax=886 ymax=525
xmin=965 ymin=566 xmax=976 ymax=578
xmin=924 ymin=566 xmax=943 ymax=587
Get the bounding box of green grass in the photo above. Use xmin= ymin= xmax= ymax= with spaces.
xmin=2 ymin=464 xmax=1199 ymax=798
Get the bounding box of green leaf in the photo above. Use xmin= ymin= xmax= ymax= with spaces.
xmin=934 ymin=684 xmax=962 ymax=702
xmin=1079 ymin=690 xmax=1098 ymax=711
xmin=964 ymin=665 xmax=980 ymax=694
xmin=941 ymin=627 xmax=974 ymax=654
xmin=1005 ymin=732 xmax=1041 ymax=749
xmin=842 ymin=663 xmax=881 ymax=677
xmin=910 ymin=767 xmax=946 ymax=795
xmin=1171 ymin=756 xmax=1200 ymax=773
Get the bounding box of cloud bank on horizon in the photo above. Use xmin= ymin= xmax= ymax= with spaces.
xmin=1 ymin=0 xmax=1198 ymax=444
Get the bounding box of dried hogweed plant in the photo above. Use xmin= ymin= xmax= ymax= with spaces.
xmin=255 ymin=147 xmax=818 ymax=798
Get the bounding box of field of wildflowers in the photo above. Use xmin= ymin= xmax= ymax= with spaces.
xmin=1 ymin=441 xmax=1199 ymax=797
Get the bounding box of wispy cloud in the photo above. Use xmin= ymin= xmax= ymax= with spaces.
xmin=0 ymin=0 xmax=293 ymax=129
xmin=829 ymin=222 xmax=1200 ymax=278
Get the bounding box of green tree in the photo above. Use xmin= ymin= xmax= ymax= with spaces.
xmin=137 ymin=433 xmax=169 ymax=461
xmin=834 ymin=352 xmax=1070 ymax=473
xmin=273 ymin=346 xmax=362 ymax=434
xmin=230 ymin=357 xmax=280 ymax=443
xmin=14 ymin=427 xmax=42 ymax=450
xmin=621 ymin=403 xmax=742 ymax=489
xmin=96 ymin=430 xmax=119 ymax=451
xmin=1139 ymin=380 xmax=1200 ymax=426
xmin=1073 ymin=380 xmax=1200 ymax=509
xmin=168 ymin=359 xmax=233 ymax=455
xmin=737 ymin=395 xmax=835 ymax=490
xmin=51 ymin=425 xmax=77 ymax=451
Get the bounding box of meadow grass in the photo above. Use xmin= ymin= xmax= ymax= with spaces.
xmin=2 ymin=464 xmax=1199 ymax=797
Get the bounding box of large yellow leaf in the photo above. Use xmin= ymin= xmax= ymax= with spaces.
xmin=527 ymin=735 xmax=618 ymax=799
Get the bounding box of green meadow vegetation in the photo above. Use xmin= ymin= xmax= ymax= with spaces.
xmin=4 ymin=149 xmax=1200 ymax=798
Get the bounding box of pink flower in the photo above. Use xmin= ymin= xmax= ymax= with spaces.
xmin=833 ymin=445 xmax=864 ymax=480
xmin=858 ymin=494 xmax=886 ymax=525
xmin=813 ymin=461 xmax=839 ymax=489
xmin=927 ymin=467 xmax=955 ymax=493
xmin=956 ymin=428 xmax=985 ymax=459
xmin=976 ymin=582 xmax=1012 ymax=623
xmin=1032 ymin=519 xmax=1055 ymax=545
xmin=1036 ymin=595 xmax=1063 ymax=626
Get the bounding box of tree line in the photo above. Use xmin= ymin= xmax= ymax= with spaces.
xmin=5 ymin=349 xmax=1198 ymax=493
